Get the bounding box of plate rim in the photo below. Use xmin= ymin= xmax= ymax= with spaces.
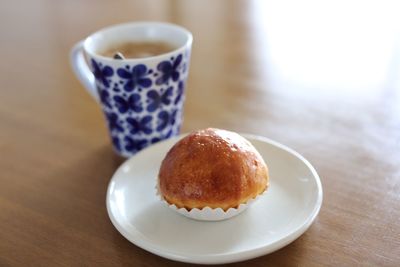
xmin=106 ymin=133 xmax=323 ymax=264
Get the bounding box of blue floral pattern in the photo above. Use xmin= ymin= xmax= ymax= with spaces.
xmin=156 ymin=109 xmax=178 ymax=131
xmin=99 ymin=89 xmax=112 ymax=108
xmin=113 ymin=94 xmax=142 ymax=113
xmin=105 ymin=111 xmax=124 ymax=133
xmin=156 ymin=110 xmax=169 ymax=132
xmin=117 ymin=64 xmax=152 ymax=92
xmin=124 ymin=136 xmax=148 ymax=153
xmin=126 ymin=115 xmax=153 ymax=135
xmin=92 ymin=60 xmax=114 ymax=87
xmin=146 ymin=86 xmax=173 ymax=112
xmin=156 ymin=55 xmax=182 ymax=85
xmin=90 ymin=50 xmax=190 ymax=157
xmin=174 ymin=81 xmax=184 ymax=105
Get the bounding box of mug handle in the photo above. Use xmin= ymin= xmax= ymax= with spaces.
xmin=70 ymin=41 xmax=99 ymax=102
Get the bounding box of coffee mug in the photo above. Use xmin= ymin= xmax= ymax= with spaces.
xmin=70 ymin=22 xmax=193 ymax=157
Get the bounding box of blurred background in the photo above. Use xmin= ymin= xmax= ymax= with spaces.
xmin=1 ymin=0 xmax=399 ymax=155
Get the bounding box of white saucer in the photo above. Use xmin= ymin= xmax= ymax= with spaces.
xmin=106 ymin=134 xmax=323 ymax=264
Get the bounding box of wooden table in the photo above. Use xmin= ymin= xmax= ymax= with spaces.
xmin=1 ymin=0 xmax=399 ymax=266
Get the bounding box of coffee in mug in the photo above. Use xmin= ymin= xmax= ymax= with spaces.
xmin=100 ymin=41 xmax=176 ymax=59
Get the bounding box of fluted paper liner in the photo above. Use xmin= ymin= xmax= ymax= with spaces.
xmin=156 ymin=183 xmax=267 ymax=221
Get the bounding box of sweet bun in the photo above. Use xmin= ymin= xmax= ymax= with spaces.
xmin=158 ymin=128 xmax=269 ymax=211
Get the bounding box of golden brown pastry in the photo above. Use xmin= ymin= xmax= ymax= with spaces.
xmin=158 ymin=128 xmax=269 ymax=211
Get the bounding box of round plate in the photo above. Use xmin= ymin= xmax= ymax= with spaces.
xmin=106 ymin=134 xmax=323 ymax=264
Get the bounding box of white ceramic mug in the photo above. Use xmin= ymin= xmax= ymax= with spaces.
xmin=70 ymin=22 xmax=193 ymax=157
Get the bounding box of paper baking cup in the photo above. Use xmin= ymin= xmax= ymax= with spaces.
xmin=156 ymin=185 xmax=267 ymax=221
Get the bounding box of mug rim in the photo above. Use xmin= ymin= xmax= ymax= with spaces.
xmin=83 ymin=21 xmax=193 ymax=63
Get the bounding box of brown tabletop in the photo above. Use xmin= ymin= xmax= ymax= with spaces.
xmin=1 ymin=0 xmax=399 ymax=266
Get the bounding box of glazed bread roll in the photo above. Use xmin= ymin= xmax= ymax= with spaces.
xmin=158 ymin=128 xmax=269 ymax=211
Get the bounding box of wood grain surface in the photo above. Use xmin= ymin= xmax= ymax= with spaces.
xmin=0 ymin=0 xmax=399 ymax=266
